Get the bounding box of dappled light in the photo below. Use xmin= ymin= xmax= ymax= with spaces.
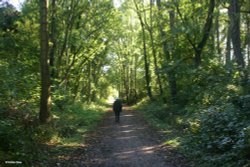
xmin=115 ymin=136 xmax=138 ymax=140
xmin=1 ymin=0 xmax=249 ymax=166
xmin=121 ymin=114 xmax=135 ymax=117
xmin=66 ymin=107 xmax=178 ymax=167
xmin=112 ymin=145 xmax=159 ymax=160
xmin=120 ymin=125 xmax=133 ymax=128
xmin=121 ymin=130 xmax=135 ymax=133
xmin=107 ymin=96 xmax=115 ymax=104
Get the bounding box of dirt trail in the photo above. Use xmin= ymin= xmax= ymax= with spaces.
xmin=60 ymin=106 xmax=189 ymax=167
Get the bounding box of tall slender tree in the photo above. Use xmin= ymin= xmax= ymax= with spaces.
xmin=147 ymin=0 xmax=163 ymax=96
xmin=225 ymin=26 xmax=232 ymax=67
xmin=156 ymin=0 xmax=177 ymax=102
xmin=49 ymin=0 xmax=56 ymax=78
xmin=228 ymin=0 xmax=245 ymax=68
xmin=133 ymin=0 xmax=153 ymax=100
xmin=39 ymin=0 xmax=51 ymax=123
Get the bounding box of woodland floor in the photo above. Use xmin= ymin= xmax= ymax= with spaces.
xmin=48 ymin=106 xmax=190 ymax=167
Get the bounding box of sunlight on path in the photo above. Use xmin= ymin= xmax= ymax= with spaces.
xmin=98 ymin=110 xmax=175 ymax=167
xmin=62 ymin=108 xmax=188 ymax=167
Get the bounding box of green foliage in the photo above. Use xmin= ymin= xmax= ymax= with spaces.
xmin=54 ymin=103 xmax=106 ymax=142
xmin=1 ymin=0 xmax=249 ymax=166
xmin=176 ymin=63 xmax=241 ymax=106
xmin=0 ymin=2 xmax=19 ymax=32
xmin=134 ymin=98 xmax=169 ymax=129
xmin=136 ymin=93 xmax=250 ymax=166
xmin=0 ymin=102 xmax=106 ymax=165
xmin=0 ymin=0 xmax=40 ymax=110
xmin=183 ymin=103 xmax=249 ymax=167
xmin=233 ymin=95 xmax=250 ymax=117
xmin=0 ymin=111 xmax=43 ymax=164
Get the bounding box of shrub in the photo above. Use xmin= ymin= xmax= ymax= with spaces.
xmin=0 ymin=116 xmax=44 ymax=164
xmin=183 ymin=103 xmax=248 ymax=167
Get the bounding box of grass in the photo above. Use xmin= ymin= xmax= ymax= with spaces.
xmin=0 ymin=101 xmax=108 ymax=166
xmin=49 ymin=102 xmax=107 ymax=147
xmin=27 ymin=102 xmax=109 ymax=166
xmin=133 ymin=99 xmax=185 ymax=149
xmin=133 ymin=98 xmax=250 ymax=167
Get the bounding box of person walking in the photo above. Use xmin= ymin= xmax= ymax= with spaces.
xmin=113 ymin=98 xmax=122 ymax=123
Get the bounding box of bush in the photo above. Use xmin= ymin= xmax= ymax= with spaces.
xmin=0 ymin=102 xmax=107 ymax=165
xmin=0 ymin=115 xmax=44 ymax=164
xmin=183 ymin=103 xmax=249 ymax=167
xmin=233 ymin=95 xmax=250 ymax=116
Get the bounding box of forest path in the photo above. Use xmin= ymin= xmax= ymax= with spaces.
xmin=61 ymin=106 xmax=189 ymax=167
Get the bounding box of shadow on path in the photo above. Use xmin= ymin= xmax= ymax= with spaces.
xmin=54 ymin=107 xmax=189 ymax=167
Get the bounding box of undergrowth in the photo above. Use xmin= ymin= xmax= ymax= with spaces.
xmin=0 ymin=102 xmax=107 ymax=166
xmin=134 ymin=96 xmax=250 ymax=167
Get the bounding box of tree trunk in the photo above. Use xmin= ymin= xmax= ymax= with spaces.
xmin=157 ymin=0 xmax=177 ymax=103
xmin=229 ymin=0 xmax=248 ymax=87
xmin=175 ymin=0 xmax=215 ymax=67
xmin=215 ymin=10 xmax=221 ymax=56
xmin=141 ymin=14 xmax=153 ymax=100
xmin=225 ymin=26 xmax=231 ymax=67
xmin=247 ymin=16 xmax=250 ymax=68
xmin=87 ymin=61 xmax=91 ymax=103
xmin=122 ymin=63 xmax=128 ymax=103
xmin=133 ymin=0 xmax=153 ymax=100
xmin=168 ymin=10 xmax=177 ymax=102
xmin=57 ymin=0 xmax=75 ymax=78
xmin=195 ymin=0 xmax=215 ymax=67
xmin=156 ymin=0 xmax=170 ymax=60
xmin=49 ymin=0 xmax=56 ymax=78
xmin=148 ymin=0 xmax=163 ymax=96
xmin=134 ymin=55 xmax=138 ymax=101
xmin=39 ymin=0 xmax=51 ymax=123
xmin=229 ymin=0 xmax=245 ymax=68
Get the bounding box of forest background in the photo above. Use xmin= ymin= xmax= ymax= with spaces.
xmin=0 ymin=0 xmax=250 ymax=166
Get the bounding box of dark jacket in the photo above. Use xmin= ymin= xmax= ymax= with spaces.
xmin=113 ymin=99 xmax=122 ymax=113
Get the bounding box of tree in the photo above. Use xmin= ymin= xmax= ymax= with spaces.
xmin=39 ymin=0 xmax=51 ymax=123
xmin=146 ymin=0 xmax=163 ymax=96
xmin=0 ymin=2 xmax=19 ymax=32
xmin=49 ymin=0 xmax=56 ymax=78
xmin=133 ymin=0 xmax=153 ymax=100
xmin=228 ymin=0 xmax=245 ymax=68
xmin=176 ymin=0 xmax=215 ymax=67
xmin=156 ymin=0 xmax=177 ymax=102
